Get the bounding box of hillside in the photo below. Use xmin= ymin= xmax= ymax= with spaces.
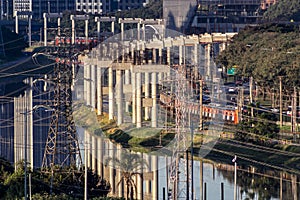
xmin=263 ymin=0 xmax=300 ymax=22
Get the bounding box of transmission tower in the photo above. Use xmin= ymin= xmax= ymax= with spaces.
xmin=168 ymin=64 xmax=192 ymax=199
xmin=41 ymin=46 xmax=82 ymax=170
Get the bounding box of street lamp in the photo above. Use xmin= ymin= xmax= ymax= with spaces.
xmin=20 ymin=105 xmax=54 ymax=200
xmin=232 ymin=155 xmax=237 ymax=200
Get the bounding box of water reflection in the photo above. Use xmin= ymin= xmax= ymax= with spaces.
xmin=77 ymin=127 xmax=299 ymax=200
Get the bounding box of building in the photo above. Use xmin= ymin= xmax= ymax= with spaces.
xmin=13 ymin=0 xmax=75 ymax=19
xmin=190 ymin=0 xmax=264 ymax=33
xmin=75 ymin=0 xmax=150 ymax=15
xmin=163 ymin=0 xmax=198 ymax=33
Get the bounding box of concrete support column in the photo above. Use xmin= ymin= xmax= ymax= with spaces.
xmin=116 ymin=70 xmax=123 ymax=125
xmin=179 ymin=45 xmax=183 ymax=65
xmin=108 ymin=66 xmax=114 ymax=120
xmin=28 ymin=16 xmax=32 ymax=47
xmin=125 ymin=69 xmax=130 ymax=112
xmin=132 ymin=70 xmax=136 ymax=123
xmin=91 ymin=65 xmax=96 ymax=110
xmin=97 ymin=67 xmax=103 ymax=115
xmin=151 ymin=155 xmax=158 ymax=200
xmin=152 ymin=48 xmax=157 ymax=63
xmin=136 ymin=72 xmax=142 ymax=128
xmin=83 ymin=64 xmax=87 ymax=102
xmin=167 ymin=47 xmax=171 ymax=65
xmin=144 ymin=72 xmax=150 ymax=120
xmin=151 ymin=72 xmax=157 ymax=127
xmin=97 ymin=21 xmax=100 ymax=41
xmin=86 ymin=65 xmax=91 ymax=106
xmin=121 ymin=23 xmax=124 ymax=41
xmin=111 ymin=21 xmax=115 ymax=34
xmin=194 ymin=44 xmax=199 ymax=80
xmin=85 ymin=19 xmax=88 ymax=45
xmin=142 ymin=24 xmax=145 ymax=41
xmin=43 ymin=13 xmax=47 ymax=46
xmin=137 ymin=22 xmax=140 ymax=41
xmin=158 ymin=48 xmax=162 ymax=64
xmin=15 ymin=11 xmax=18 ymax=34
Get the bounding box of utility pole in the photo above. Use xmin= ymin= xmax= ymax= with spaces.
xmin=199 ymin=79 xmax=203 ymax=130
xmin=279 ymin=77 xmax=283 ymax=127
xmin=292 ymin=87 xmax=297 ymax=142
xmin=250 ymin=77 xmax=253 ymax=117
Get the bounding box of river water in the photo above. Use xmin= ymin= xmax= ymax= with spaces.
xmin=77 ymin=127 xmax=299 ymax=200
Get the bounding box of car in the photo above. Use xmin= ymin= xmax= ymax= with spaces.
xmin=228 ymin=87 xmax=237 ymax=94
xmin=270 ymin=107 xmax=279 ymax=113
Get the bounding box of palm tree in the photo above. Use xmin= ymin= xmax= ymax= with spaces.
xmin=105 ymin=150 xmax=148 ymax=200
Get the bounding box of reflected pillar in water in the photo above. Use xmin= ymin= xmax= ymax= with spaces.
xmin=109 ymin=142 xmax=116 ymax=194
xmin=136 ymin=152 xmax=143 ymax=200
xmin=116 ymin=144 xmax=123 ymax=197
xmin=200 ymin=160 xmax=203 ymax=200
xmin=92 ymin=135 xmax=97 ymax=171
xmin=151 ymin=155 xmax=158 ymax=200
xmin=292 ymin=174 xmax=298 ymax=200
xmin=97 ymin=136 xmax=103 ymax=177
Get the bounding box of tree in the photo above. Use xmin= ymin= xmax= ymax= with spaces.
xmin=216 ymin=23 xmax=300 ymax=95
xmin=235 ymin=104 xmax=280 ymax=145
xmin=263 ymin=0 xmax=300 ymax=22
xmin=105 ymin=150 xmax=147 ymax=200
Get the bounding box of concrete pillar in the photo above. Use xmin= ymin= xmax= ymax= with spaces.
xmin=97 ymin=21 xmax=100 ymax=41
xmin=167 ymin=47 xmax=171 ymax=65
xmin=144 ymin=72 xmax=150 ymax=120
xmin=43 ymin=13 xmax=47 ymax=46
xmin=132 ymin=70 xmax=136 ymax=123
xmin=158 ymin=48 xmax=162 ymax=64
xmin=125 ymin=69 xmax=130 ymax=112
xmin=86 ymin=65 xmax=91 ymax=106
xmin=116 ymin=70 xmax=123 ymax=125
xmin=28 ymin=15 xmax=32 ymax=47
xmin=137 ymin=22 xmax=140 ymax=40
xmin=121 ymin=22 xmax=124 ymax=41
xmin=97 ymin=66 xmax=102 ymax=115
xmin=179 ymin=45 xmax=183 ymax=65
xmin=15 ymin=11 xmax=18 ymax=34
xmin=57 ymin=17 xmax=61 ymax=36
xmin=111 ymin=21 xmax=115 ymax=34
xmin=143 ymin=24 xmax=145 ymax=41
xmin=84 ymin=64 xmax=87 ymax=102
xmin=152 ymin=48 xmax=157 ymax=63
xmin=108 ymin=66 xmax=114 ymax=120
xmin=91 ymin=65 xmax=96 ymax=110
xmin=151 ymin=72 xmax=157 ymax=127
xmin=136 ymin=72 xmax=142 ymax=128
xmin=85 ymin=19 xmax=88 ymax=45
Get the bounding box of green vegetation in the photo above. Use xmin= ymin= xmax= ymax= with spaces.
xmin=216 ymin=23 xmax=300 ymax=94
xmin=263 ymin=0 xmax=300 ymax=22
xmin=0 ymin=158 xmax=110 ymax=199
